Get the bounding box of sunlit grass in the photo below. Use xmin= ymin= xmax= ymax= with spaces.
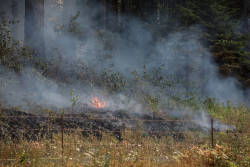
xmin=0 ymin=131 xmax=203 ymax=167
xmin=0 ymin=131 xmax=249 ymax=166
xmin=0 ymin=105 xmax=249 ymax=167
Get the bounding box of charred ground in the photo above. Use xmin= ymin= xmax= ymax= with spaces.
xmin=0 ymin=107 xmax=205 ymax=141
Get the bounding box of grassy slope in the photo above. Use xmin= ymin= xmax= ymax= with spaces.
xmin=0 ymin=105 xmax=249 ymax=167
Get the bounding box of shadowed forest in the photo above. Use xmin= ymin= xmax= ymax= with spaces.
xmin=0 ymin=0 xmax=249 ymax=166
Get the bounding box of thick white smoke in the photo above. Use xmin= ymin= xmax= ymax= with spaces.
xmin=0 ymin=0 xmax=247 ymax=130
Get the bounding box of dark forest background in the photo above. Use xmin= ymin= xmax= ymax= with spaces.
xmin=0 ymin=0 xmax=250 ymax=105
xmin=92 ymin=0 xmax=250 ymax=87
xmin=103 ymin=0 xmax=250 ymax=88
xmin=1 ymin=0 xmax=249 ymax=86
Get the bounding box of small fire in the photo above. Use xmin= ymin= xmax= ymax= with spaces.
xmin=91 ymin=97 xmax=107 ymax=109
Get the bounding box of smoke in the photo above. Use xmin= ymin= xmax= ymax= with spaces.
xmin=0 ymin=67 xmax=71 ymax=110
xmin=0 ymin=0 xmax=247 ymax=130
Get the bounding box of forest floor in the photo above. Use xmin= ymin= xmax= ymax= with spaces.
xmin=0 ymin=104 xmax=249 ymax=167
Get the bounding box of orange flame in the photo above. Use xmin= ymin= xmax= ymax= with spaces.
xmin=91 ymin=97 xmax=106 ymax=109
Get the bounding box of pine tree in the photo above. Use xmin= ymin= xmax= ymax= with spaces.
xmin=25 ymin=0 xmax=45 ymax=57
xmin=177 ymin=0 xmax=250 ymax=87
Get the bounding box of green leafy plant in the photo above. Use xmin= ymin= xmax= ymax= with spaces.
xmin=70 ymin=90 xmax=79 ymax=107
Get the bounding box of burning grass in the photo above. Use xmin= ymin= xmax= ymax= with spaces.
xmin=90 ymin=96 xmax=107 ymax=109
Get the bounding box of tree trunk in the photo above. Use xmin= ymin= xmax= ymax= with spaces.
xmin=243 ymin=0 xmax=249 ymax=31
xmin=102 ymin=0 xmax=107 ymax=30
xmin=117 ymin=0 xmax=122 ymax=28
xmin=11 ymin=0 xmax=24 ymax=41
xmin=11 ymin=0 xmax=18 ymax=22
xmin=11 ymin=0 xmax=18 ymax=40
xmin=157 ymin=0 xmax=161 ymax=25
xmin=25 ymin=0 xmax=45 ymax=57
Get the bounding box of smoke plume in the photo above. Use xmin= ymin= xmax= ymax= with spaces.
xmin=0 ymin=0 xmax=247 ymax=130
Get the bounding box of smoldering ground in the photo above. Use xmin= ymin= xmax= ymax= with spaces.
xmin=0 ymin=0 xmax=247 ymax=131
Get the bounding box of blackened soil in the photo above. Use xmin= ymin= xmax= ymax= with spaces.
xmin=0 ymin=108 xmax=203 ymax=141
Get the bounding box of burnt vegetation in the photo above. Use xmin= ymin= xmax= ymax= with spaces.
xmin=0 ymin=0 xmax=250 ymax=167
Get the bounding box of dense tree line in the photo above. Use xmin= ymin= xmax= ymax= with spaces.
xmin=1 ymin=0 xmax=250 ymax=87
xmin=104 ymin=0 xmax=250 ymax=87
xmin=176 ymin=0 xmax=250 ymax=87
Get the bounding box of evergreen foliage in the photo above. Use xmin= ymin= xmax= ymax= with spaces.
xmin=177 ymin=0 xmax=250 ymax=87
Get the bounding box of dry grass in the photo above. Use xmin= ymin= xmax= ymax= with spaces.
xmin=0 ymin=104 xmax=249 ymax=167
xmin=0 ymin=130 xmax=204 ymax=167
xmin=0 ymin=129 xmax=249 ymax=167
